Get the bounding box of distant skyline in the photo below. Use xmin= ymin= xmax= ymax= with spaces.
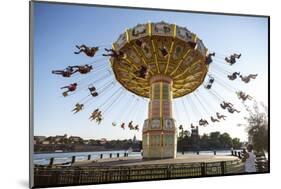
xmin=33 ymin=2 xmax=268 ymax=141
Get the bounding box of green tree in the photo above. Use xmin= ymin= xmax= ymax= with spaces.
xmin=232 ymin=138 xmax=242 ymax=149
xmin=242 ymin=101 xmax=268 ymax=152
xmin=200 ymin=134 xmax=209 ymax=149
xmin=209 ymin=132 xmax=220 ymax=148
xmin=219 ymin=133 xmax=232 ymax=148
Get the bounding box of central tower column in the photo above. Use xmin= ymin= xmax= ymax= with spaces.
xmin=142 ymin=75 xmax=177 ymax=159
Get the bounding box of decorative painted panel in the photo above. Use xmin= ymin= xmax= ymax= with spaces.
xmin=151 ymin=118 xmax=161 ymax=129
xmin=164 ymin=118 xmax=174 ymax=129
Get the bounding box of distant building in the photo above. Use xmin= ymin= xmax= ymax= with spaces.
xmin=191 ymin=126 xmax=200 ymax=150
xmin=42 ymin=141 xmax=50 ymax=145
xmin=69 ymin=136 xmax=83 ymax=144
xmin=54 ymin=134 xmax=67 ymax=144
xmin=34 ymin=136 xmax=46 ymax=144
xmin=133 ymin=135 xmax=137 ymax=143
xmin=83 ymin=140 xmax=90 ymax=145
xmin=100 ymin=138 xmax=107 ymax=145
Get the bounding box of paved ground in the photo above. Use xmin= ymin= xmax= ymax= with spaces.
xmin=73 ymin=154 xmax=239 ymax=167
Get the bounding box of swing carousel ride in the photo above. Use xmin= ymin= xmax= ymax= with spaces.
xmin=52 ymin=21 xmax=258 ymax=159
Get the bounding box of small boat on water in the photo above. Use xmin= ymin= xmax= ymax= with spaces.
xmin=54 ymin=150 xmax=63 ymax=153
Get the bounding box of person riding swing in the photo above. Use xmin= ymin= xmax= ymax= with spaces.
xmin=205 ymin=52 xmax=215 ymax=65
xmin=121 ymin=123 xmax=125 ymax=129
xmin=240 ymin=74 xmax=258 ymax=83
xmin=61 ymin=83 xmax=77 ymax=97
xmin=228 ymin=72 xmax=240 ymax=80
xmin=225 ymin=53 xmax=241 ymax=65
xmin=96 ymin=116 xmax=103 ymax=124
xmin=216 ymin=112 xmax=227 ymax=120
xmin=52 ymin=66 xmax=75 ymax=77
xmin=128 ymin=121 xmax=134 ymax=130
xmin=237 ymin=91 xmax=253 ymax=101
xmin=134 ymin=125 xmax=139 ymax=131
xmin=159 ymin=46 xmax=168 ymax=57
xmin=227 ymin=107 xmax=240 ymax=114
xmin=94 ymin=111 xmax=103 ymax=124
xmin=134 ymin=65 xmax=149 ymax=79
xmin=72 ymin=103 xmax=84 ymax=114
xmin=102 ymin=48 xmax=125 ymax=60
xmin=72 ymin=64 xmax=93 ymax=74
xmin=211 ymin=116 xmax=220 ymax=122
xmin=199 ymin=119 xmax=209 ymax=126
xmin=89 ymin=109 xmax=99 ymax=121
xmin=220 ymin=101 xmax=233 ymax=109
xmin=74 ymin=45 xmax=99 ymax=57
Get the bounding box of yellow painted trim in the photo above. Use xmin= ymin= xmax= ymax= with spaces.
xmin=174 ymin=60 xmax=202 ymax=79
xmin=148 ymin=101 xmax=150 ymax=119
xmin=123 ymin=57 xmax=139 ymax=70
xmin=170 ymin=49 xmax=192 ymax=76
xmin=149 ymin=88 xmax=152 ymax=119
xmin=131 ymin=45 xmax=154 ymax=75
xmin=147 ymin=133 xmax=150 ymax=158
xmin=151 ymin=39 xmax=160 ymax=73
xmin=193 ymin=35 xmax=198 ymax=43
xmin=132 ymin=45 xmax=146 ymax=63
xmin=148 ymin=22 xmax=152 ymax=36
xmin=173 ymin=24 xmax=177 ymax=38
xmin=150 ymin=84 xmax=154 ymax=120
xmin=161 ymin=133 xmax=164 ymax=157
xmin=169 ymin=84 xmax=172 ymax=101
xmin=152 ymin=83 xmax=155 ymax=100
xmin=160 ymin=82 xmax=163 ymax=129
xmin=205 ymin=48 xmax=209 ymax=56
xmin=125 ymin=30 xmax=130 ymax=42
xmin=164 ymin=40 xmax=174 ymax=74
xmin=108 ymin=59 xmax=113 ymax=70
xmin=122 ymin=78 xmax=147 ymax=86
xmin=117 ymin=67 xmax=147 ymax=82
xmin=164 ymin=24 xmax=177 ymax=74
xmin=149 ymin=85 xmax=151 ymax=99
xmin=109 ymin=57 xmax=114 ymax=67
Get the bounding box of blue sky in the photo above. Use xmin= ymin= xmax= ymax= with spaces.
xmin=33 ymin=2 xmax=268 ymax=141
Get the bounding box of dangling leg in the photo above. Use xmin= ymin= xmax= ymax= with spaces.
xmin=234 ymin=109 xmax=240 ymax=113
xmin=249 ymin=74 xmax=258 ymax=79
xmin=220 ymin=103 xmax=226 ymax=109
xmin=102 ymin=53 xmax=113 ymax=57
xmin=233 ymin=53 xmax=241 ymax=59
xmin=225 ymin=57 xmax=230 ymax=63
xmin=104 ymin=48 xmax=113 ymax=52
xmin=79 ymin=45 xmax=87 ymax=49
xmin=74 ymin=49 xmax=83 ymax=54
xmin=52 ymin=70 xmax=64 ymax=74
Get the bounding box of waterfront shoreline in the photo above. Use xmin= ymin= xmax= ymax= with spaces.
xmin=34 ymin=149 xmax=129 ymax=154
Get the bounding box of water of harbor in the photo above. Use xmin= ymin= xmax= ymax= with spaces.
xmin=33 ymin=150 xmax=241 ymax=165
